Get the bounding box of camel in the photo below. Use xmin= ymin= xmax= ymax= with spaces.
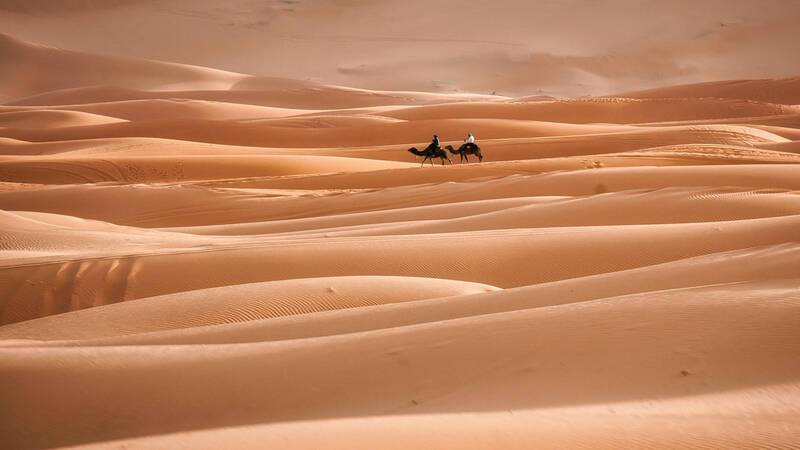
xmin=445 ymin=143 xmax=483 ymax=163
xmin=408 ymin=145 xmax=452 ymax=167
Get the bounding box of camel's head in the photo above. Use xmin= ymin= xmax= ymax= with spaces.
xmin=408 ymin=147 xmax=424 ymax=157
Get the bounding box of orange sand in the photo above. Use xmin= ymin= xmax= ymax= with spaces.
xmin=1 ymin=4 xmax=799 ymax=449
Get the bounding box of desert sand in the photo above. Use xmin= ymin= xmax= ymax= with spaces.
xmin=1 ymin=1 xmax=800 ymax=449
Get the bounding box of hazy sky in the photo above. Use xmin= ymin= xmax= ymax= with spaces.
xmin=2 ymin=0 xmax=799 ymax=95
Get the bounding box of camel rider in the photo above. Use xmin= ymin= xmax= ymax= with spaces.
xmin=465 ymin=132 xmax=475 ymax=145
xmin=431 ymin=134 xmax=441 ymax=149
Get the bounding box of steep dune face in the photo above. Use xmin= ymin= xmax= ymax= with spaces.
xmin=1 ymin=14 xmax=800 ymax=450
xmin=0 ymin=33 xmax=245 ymax=102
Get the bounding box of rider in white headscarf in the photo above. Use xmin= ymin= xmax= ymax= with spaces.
xmin=465 ymin=132 xmax=475 ymax=145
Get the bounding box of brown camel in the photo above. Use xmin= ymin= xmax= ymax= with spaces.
xmin=445 ymin=143 xmax=484 ymax=163
xmin=408 ymin=145 xmax=452 ymax=167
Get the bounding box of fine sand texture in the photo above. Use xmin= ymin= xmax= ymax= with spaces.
xmin=1 ymin=15 xmax=800 ymax=450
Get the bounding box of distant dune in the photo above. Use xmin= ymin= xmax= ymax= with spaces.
xmin=621 ymin=76 xmax=800 ymax=105
xmin=1 ymin=5 xmax=799 ymax=449
xmin=0 ymin=33 xmax=245 ymax=102
xmin=1 ymin=0 xmax=799 ymax=96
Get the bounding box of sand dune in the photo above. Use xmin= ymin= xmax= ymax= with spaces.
xmin=333 ymin=125 xmax=792 ymax=163
xmin=43 ymin=243 xmax=799 ymax=347
xmin=1 ymin=10 xmax=800 ymax=449
xmin=0 ymin=119 xmax=788 ymax=156
xmin=1 ymin=99 xmax=315 ymax=122
xmin=162 ymin=187 xmax=800 ymax=237
xmin=2 ymin=278 xmax=798 ymax=449
xmin=0 ymin=109 xmax=125 ymax=128
xmin=2 ymin=164 xmax=799 ymax=227
xmin=0 ymin=33 xmax=244 ymax=102
xmin=0 ymin=154 xmax=414 ymax=184
xmin=0 ymin=117 xmax=637 ymax=148
xmin=622 ymin=76 xmax=800 ymax=105
xmin=56 ymin=400 xmax=800 ymax=450
xmin=763 ymin=140 xmax=800 ymax=153
xmin=3 ymin=212 xmax=798 ymax=324
xmin=0 ymin=34 xmax=501 ymax=108
xmin=383 ymin=98 xmax=799 ymax=124
xmin=3 ymin=0 xmax=799 ymax=97
xmin=6 ymin=84 xmax=505 ymax=110
xmin=0 ymin=276 xmax=500 ymax=341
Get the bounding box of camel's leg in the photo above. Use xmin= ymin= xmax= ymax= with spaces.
xmin=420 ymin=156 xmax=428 ymax=167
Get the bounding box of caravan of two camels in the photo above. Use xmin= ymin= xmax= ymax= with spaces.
xmin=408 ymin=134 xmax=484 ymax=167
